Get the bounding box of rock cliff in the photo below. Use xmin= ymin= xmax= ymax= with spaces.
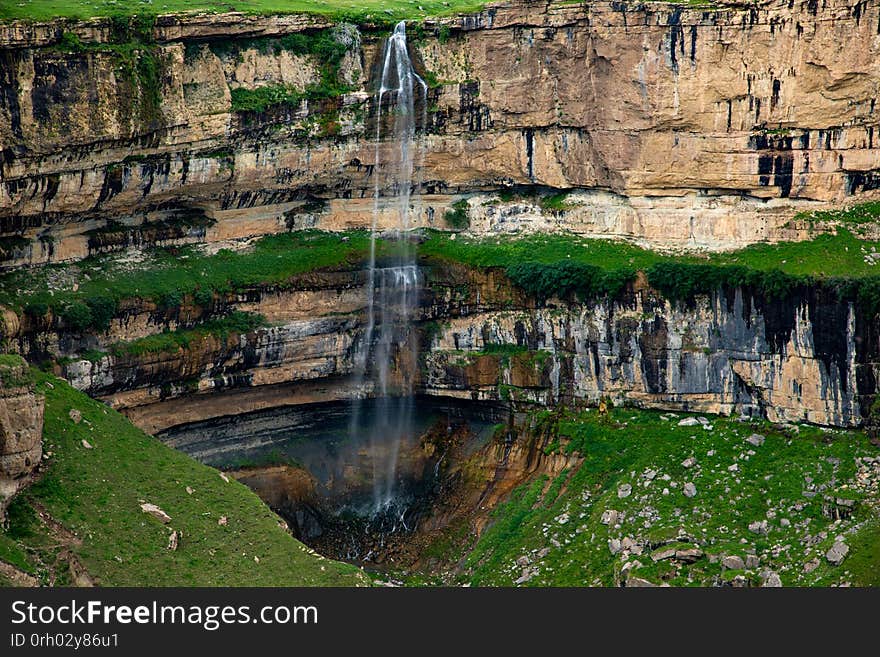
xmin=0 ymin=356 xmax=43 ymax=519
xmin=34 ymin=259 xmax=876 ymax=433
xmin=2 ymin=0 xmax=880 ymax=270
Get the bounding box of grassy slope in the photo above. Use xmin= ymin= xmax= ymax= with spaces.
xmin=420 ymin=226 xmax=880 ymax=278
xmin=455 ymin=407 xmax=880 ymax=587
xmin=0 ymin=368 xmax=365 ymax=586
xmin=0 ymin=0 xmax=485 ymax=23
xmin=6 ymin=221 xmax=880 ymax=318
xmin=0 ymin=230 xmax=371 ymax=315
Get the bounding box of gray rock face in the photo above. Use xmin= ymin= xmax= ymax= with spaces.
xmin=722 ymin=555 xmax=746 ymax=570
xmin=761 ymin=571 xmax=783 ymax=587
xmin=746 ymin=434 xmax=766 ymax=447
xmin=748 ymin=520 xmax=769 ymax=536
xmin=825 ymin=541 xmax=850 ymax=566
xmin=0 ymin=358 xmax=44 ymax=520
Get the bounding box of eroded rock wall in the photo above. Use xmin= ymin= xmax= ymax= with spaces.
xmin=0 ymin=357 xmax=43 ymax=519
xmin=2 ymin=0 xmax=880 ymax=266
xmin=35 ymin=261 xmax=878 ymax=432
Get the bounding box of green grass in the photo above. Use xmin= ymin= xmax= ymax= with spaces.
xmin=458 ymin=406 xmax=880 ymax=586
xmin=4 ymin=201 xmax=880 ymax=336
xmin=0 ymin=1 xmax=487 ymax=24
xmin=108 ymin=311 xmax=267 ymax=358
xmin=444 ymin=200 xmax=470 ymax=230
xmin=0 ymin=370 xmax=365 ymax=586
xmin=0 ymin=230 xmax=370 ymax=328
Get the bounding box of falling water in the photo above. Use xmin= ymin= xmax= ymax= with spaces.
xmin=350 ymin=21 xmax=427 ymax=514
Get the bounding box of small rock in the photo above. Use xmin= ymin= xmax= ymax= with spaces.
xmin=803 ymin=558 xmax=820 ymax=573
xmin=678 ymin=417 xmax=701 ymax=427
xmin=747 ymin=434 xmax=766 ymax=447
xmin=745 ymin=554 xmax=760 ymax=569
xmin=748 ymin=520 xmax=769 ymax=536
xmin=681 ymin=457 xmax=697 ymax=469
xmin=618 ymin=484 xmax=632 ymax=499
xmin=675 ymin=547 xmax=703 ymax=563
xmin=626 ymin=576 xmax=657 ymax=587
xmin=536 ymin=547 xmax=551 ymax=559
xmin=140 ymin=503 xmax=171 ymax=524
xmin=185 ymin=486 xmax=194 ymax=495
xmin=254 ymin=556 xmax=260 ymax=564
xmin=683 ymin=482 xmax=697 ymax=498
xmin=651 ymin=547 xmax=677 ymax=562
xmin=728 ymin=463 xmax=739 ymax=472
xmin=516 ymin=555 xmax=531 ymax=567
xmin=600 ymin=509 xmax=620 ymax=525
xmin=167 ymin=530 xmax=179 ymax=551
xmin=780 ymin=518 xmax=791 ymax=527
xmin=721 ymin=555 xmax=745 ymax=570
xmin=761 ymin=571 xmax=782 ymax=587
xmin=69 ymin=409 xmax=82 ymax=424
xmin=825 ymin=541 xmax=849 ymax=566
xmin=219 ymin=472 xmax=230 ymax=483
xmin=608 ymin=539 xmax=622 ymax=555
xmin=218 ymin=516 xmax=228 ymax=526
xmin=81 ymin=439 xmax=93 ymax=449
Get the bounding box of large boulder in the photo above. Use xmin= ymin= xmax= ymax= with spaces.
xmin=0 ymin=356 xmax=43 ymax=520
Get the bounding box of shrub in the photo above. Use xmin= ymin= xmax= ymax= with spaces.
xmin=85 ymin=295 xmax=117 ymax=330
xmin=506 ymin=261 xmax=634 ymax=303
xmin=61 ymin=302 xmax=93 ymax=332
xmin=444 ymin=200 xmax=470 ymax=229
xmin=193 ymin=287 xmax=214 ymax=309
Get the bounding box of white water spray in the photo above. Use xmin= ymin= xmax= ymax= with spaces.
xmin=350 ymin=21 xmax=427 ymax=513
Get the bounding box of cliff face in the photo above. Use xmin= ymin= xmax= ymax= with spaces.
xmin=2 ymin=0 xmax=880 ymax=269
xmin=36 ymin=260 xmax=875 ymax=433
xmin=0 ymin=357 xmax=43 ymax=519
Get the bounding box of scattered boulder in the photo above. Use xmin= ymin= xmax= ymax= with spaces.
xmin=825 ymin=541 xmax=849 ymax=566
xmin=600 ymin=509 xmax=620 ymax=525
xmin=803 ymin=558 xmax=820 ymax=573
xmin=617 ymin=484 xmax=632 ymax=498
xmin=675 ymin=547 xmax=703 ymax=563
xmin=678 ymin=417 xmax=701 ymax=427
xmin=760 ymin=571 xmax=782 ymax=587
xmin=681 ymin=457 xmax=697 ymax=469
xmin=608 ymin=538 xmax=622 ymax=555
xmin=219 ymin=472 xmax=230 ymax=483
xmin=625 ymin=576 xmax=657 ymax=587
xmin=721 ymin=555 xmax=745 ymax=570
xmin=746 ymin=434 xmax=766 ymax=447
xmin=683 ymin=482 xmax=697 ymax=498
xmin=651 ymin=546 xmax=677 ymax=562
xmin=140 ymin=503 xmax=171 ymax=524
xmin=69 ymin=409 xmax=82 ymax=424
xmin=218 ymin=516 xmax=228 ymax=526
xmin=167 ymin=530 xmax=179 ymax=551
xmin=81 ymin=439 xmax=93 ymax=450
xmin=185 ymin=486 xmax=194 ymax=495
xmin=748 ymin=520 xmax=768 ymax=536
xmin=745 ymin=554 xmax=760 ymax=569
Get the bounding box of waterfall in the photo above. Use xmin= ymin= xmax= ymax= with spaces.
xmin=350 ymin=21 xmax=427 ymax=514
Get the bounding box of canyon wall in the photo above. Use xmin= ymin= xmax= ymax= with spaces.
xmin=0 ymin=357 xmax=43 ymax=519
xmin=27 ymin=261 xmax=874 ymax=433
xmin=2 ymin=0 xmax=880 ymax=268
